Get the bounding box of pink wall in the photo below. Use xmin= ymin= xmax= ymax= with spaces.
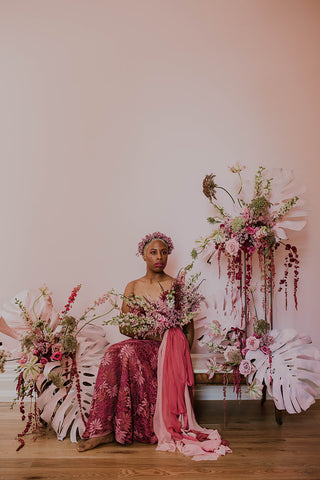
xmin=0 ymin=0 xmax=319 ymax=349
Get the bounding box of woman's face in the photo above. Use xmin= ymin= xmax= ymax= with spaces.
xmin=143 ymin=239 xmax=168 ymax=273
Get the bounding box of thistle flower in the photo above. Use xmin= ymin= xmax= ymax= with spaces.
xmin=203 ymin=174 xmax=218 ymax=201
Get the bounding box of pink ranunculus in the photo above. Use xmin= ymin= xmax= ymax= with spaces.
xmin=246 ymin=226 xmax=256 ymax=235
xmin=50 ymin=351 xmax=62 ymax=362
xmin=40 ymin=357 xmax=48 ymax=365
xmin=225 ymin=238 xmax=240 ymax=256
xmin=260 ymin=345 xmax=270 ymax=355
xmin=246 ymin=336 xmax=260 ymax=351
xmin=239 ymin=359 xmax=253 ymax=377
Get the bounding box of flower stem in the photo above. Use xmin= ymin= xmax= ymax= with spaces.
xmin=217 ymin=186 xmax=235 ymax=204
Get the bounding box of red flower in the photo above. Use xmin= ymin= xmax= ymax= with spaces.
xmin=50 ymin=352 xmax=62 ymax=361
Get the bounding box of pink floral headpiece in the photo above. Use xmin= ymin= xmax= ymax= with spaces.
xmin=137 ymin=232 xmax=174 ymax=256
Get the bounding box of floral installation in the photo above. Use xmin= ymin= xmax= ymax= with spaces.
xmin=191 ymin=165 xmax=306 ymax=327
xmin=201 ymin=315 xmax=273 ymax=400
xmin=193 ymin=167 xmax=320 ymax=414
xmin=105 ymin=270 xmax=204 ymax=338
xmin=137 ymin=231 xmax=174 ymax=256
xmin=4 ymin=285 xmax=114 ymax=450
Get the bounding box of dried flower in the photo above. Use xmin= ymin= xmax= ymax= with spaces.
xmin=203 ymin=174 xmax=218 ymax=201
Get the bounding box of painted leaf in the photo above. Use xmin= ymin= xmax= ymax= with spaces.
xmin=246 ymin=328 xmax=320 ymax=413
xmin=36 ymin=324 xmax=109 ymax=442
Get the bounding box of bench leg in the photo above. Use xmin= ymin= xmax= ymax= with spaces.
xmin=261 ymin=383 xmax=283 ymax=425
xmin=274 ymin=405 xmax=283 ymax=425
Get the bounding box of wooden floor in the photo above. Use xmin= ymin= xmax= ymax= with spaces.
xmin=0 ymin=400 xmax=319 ymax=480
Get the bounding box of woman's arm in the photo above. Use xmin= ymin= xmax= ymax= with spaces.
xmin=119 ymin=282 xmax=136 ymax=338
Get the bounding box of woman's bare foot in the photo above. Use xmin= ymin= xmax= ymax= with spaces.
xmin=77 ymin=432 xmax=114 ymax=452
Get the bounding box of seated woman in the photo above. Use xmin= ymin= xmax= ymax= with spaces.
xmin=78 ymin=232 xmax=186 ymax=451
xmin=78 ymin=232 xmax=230 ymax=461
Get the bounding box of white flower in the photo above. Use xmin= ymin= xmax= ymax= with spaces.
xmin=246 ymin=378 xmax=263 ymax=400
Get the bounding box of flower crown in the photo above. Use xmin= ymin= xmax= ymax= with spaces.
xmin=137 ymin=232 xmax=174 ymax=256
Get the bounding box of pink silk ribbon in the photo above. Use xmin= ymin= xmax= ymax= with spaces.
xmin=153 ymin=326 xmax=232 ymax=461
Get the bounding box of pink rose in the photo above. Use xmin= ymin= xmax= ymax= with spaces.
xmin=249 ymin=246 xmax=255 ymax=254
xmin=247 ymin=226 xmax=256 ymax=235
xmin=40 ymin=357 xmax=48 ymax=365
xmin=225 ymin=238 xmax=240 ymax=256
xmin=50 ymin=351 xmax=62 ymax=361
xmin=246 ymin=336 xmax=260 ymax=351
xmin=239 ymin=359 xmax=253 ymax=376
xmin=32 ymin=349 xmax=40 ymax=356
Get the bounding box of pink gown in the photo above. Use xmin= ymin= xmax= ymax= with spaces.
xmin=82 ymin=338 xmax=160 ymax=444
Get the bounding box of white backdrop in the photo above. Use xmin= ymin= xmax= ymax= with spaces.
xmin=0 ymin=0 xmax=319 ymax=352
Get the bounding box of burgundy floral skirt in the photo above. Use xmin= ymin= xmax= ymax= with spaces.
xmin=82 ymin=339 xmax=160 ymax=444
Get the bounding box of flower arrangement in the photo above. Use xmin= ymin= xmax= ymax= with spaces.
xmin=191 ymin=165 xmax=306 ymax=330
xmin=7 ymin=285 xmax=114 ymax=449
xmin=201 ymin=316 xmax=273 ymax=400
xmin=105 ymin=271 xmax=204 ymax=338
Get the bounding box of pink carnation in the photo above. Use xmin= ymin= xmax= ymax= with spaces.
xmin=239 ymin=359 xmax=253 ymax=376
xmin=246 ymin=336 xmax=260 ymax=351
xmin=225 ymin=238 xmax=240 ymax=256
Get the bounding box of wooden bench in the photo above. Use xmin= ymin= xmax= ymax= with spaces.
xmin=191 ymin=354 xmax=283 ymax=425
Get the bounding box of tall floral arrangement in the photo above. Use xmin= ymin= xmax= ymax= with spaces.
xmin=193 ymin=166 xmax=320 ymax=414
xmin=191 ymin=165 xmax=306 ymax=331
